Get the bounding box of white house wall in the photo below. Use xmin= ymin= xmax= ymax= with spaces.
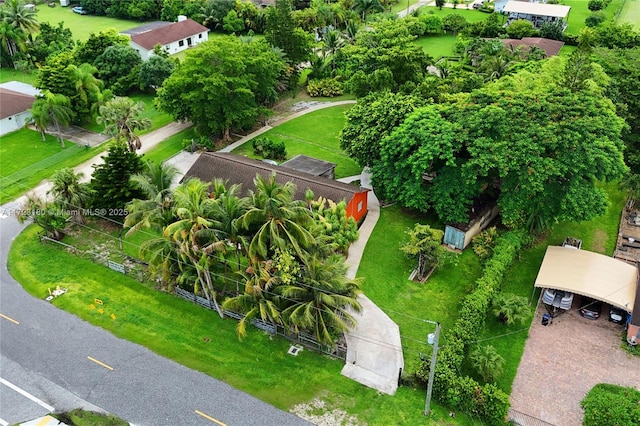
xmin=131 ymin=31 xmax=208 ymax=61
xmin=0 ymin=111 xmax=31 ymax=136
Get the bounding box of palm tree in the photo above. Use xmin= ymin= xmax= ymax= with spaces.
xmin=140 ymin=236 xmax=180 ymax=290
xmin=492 ymin=293 xmax=530 ymax=325
xmin=67 ymin=63 xmax=104 ymax=120
xmin=239 ymin=173 xmax=315 ymax=262
xmin=97 ymin=96 xmax=152 ymax=152
xmin=48 ymin=168 xmax=92 ymax=223
xmin=124 ymin=160 xmax=180 ymax=235
xmin=28 ymin=90 xmax=75 ymax=147
xmin=0 ymin=20 xmax=26 ymax=65
xmin=2 ymin=0 xmax=40 ymax=34
xmin=164 ymin=178 xmax=225 ymax=317
xmin=469 ymin=345 xmax=505 ymax=382
xmin=222 ymin=259 xmax=283 ymax=339
xmin=353 ymin=0 xmax=383 ymax=21
xmin=280 ymin=254 xmax=362 ymax=345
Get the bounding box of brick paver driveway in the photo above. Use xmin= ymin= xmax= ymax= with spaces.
xmin=509 ymin=298 xmax=639 ymax=425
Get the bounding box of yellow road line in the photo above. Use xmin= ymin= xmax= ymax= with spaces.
xmin=0 ymin=313 xmax=19 ymax=325
xmin=195 ymin=410 xmax=227 ymax=426
xmin=86 ymin=356 xmax=114 ymax=371
xmin=37 ymin=416 xmax=55 ymax=426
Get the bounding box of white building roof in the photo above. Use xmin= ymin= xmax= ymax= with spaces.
xmin=503 ymin=1 xmax=571 ymax=18
xmin=534 ymin=246 xmax=637 ymax=312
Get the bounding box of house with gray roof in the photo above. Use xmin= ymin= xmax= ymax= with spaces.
xmin=183 ymin=153 xmax=370 ymax=223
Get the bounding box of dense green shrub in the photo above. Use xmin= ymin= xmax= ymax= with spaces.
xmin=581 ymin=384 xmax=640 ymax=426
xmin=182 ymin=136 xmax=214 ymax=152
xmin=415 ymin=230 xmax=527 ymax=425
xmin=307 ymin=78 xmax=343 ymax=97
xmin=588 ymin=0 xmax=605 ymax=11
xmin=585 ymin=12 xmax=607 ymax=28
xmin=252 ymin=136 xmax=287 ymax=160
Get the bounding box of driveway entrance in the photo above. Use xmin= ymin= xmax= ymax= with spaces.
xmin=509 ymin=299 xmax=638 ymax=425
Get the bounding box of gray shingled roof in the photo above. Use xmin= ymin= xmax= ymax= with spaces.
xmin=183 ymin=153 xmax=365 ymax=203
xmin=280 ymin=155 xmax=336 ymax=176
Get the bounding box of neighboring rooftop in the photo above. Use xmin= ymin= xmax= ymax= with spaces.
xmin=182 ymin=152 xmax=364 ymax=203
xmin=503 ymin=1 xmax=571 ymax=18
xmin=120 ymin=21 xmax=173 ymax=36
xmin=127 ymin=19 xmax=208 ymax=50
xmin=0 ymin=81 xmax=40 ymax=97
xmin=280 ymin=154 xmax=336 ymax=177
xmin=0 ymin=88 xmax=35 ymax=119
xmin=499 ymin=37 xmax=565 ymax=57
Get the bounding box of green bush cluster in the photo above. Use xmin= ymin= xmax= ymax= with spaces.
xmin=252 ymin=136 xmax=287 ymax=160
xmin=472 ymin=226 xmax=500 ymax=263
xmin=181 ymin=136 xmax=215 ymax=152
xmin=581 ymin=384 xmax=640 ymax=426
xmin=307 ymin=78 xmax=343 ymax=97
xmin=415 ymin=230 xmax=527 ymax=425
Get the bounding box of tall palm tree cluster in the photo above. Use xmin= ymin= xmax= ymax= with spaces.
xmin=125 ymin=167 xmax=362 ymax=346
xmin=0 ymin=0 xmax=39 ymax=67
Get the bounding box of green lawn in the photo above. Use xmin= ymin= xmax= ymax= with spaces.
xmin=415 ymin=34 xmax=458 ymax=59
xmin=617 ymin=0 xmax=640 ymax=30
xmin=0 ymin=67 xmax=37 ymax=85
xmin=563 ymin=0 xmax=625 ymax=34
xmin=9 ymin=224 xmax=476 ymax=425
xmin=35 ymin=6 xmax=145 ymax=42
xmin=421 ymin=5 xmax=490 ymax=23
xmin=232 ymin=105 xmax=362 ymax=179
xmin=0 ymin=129 xmax=105 ymax=204
xmin=142 ymin=127 xmax=197 ymax=165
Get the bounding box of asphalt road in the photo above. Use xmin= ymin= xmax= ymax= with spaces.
xmin=0 ymin=214 xmax=311 ymax=425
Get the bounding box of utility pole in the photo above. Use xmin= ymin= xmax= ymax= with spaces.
xmin=424 ymin=321 xmax=440 ymax=416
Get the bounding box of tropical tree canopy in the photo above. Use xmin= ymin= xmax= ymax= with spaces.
xmin=97 ymin=96 xmax=152 ymax=152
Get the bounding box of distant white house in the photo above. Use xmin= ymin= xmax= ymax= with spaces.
xmin=121 ymin=17 xmax=208 ymax=60
xmin=0 ymin=82 xmax=40 ymax=136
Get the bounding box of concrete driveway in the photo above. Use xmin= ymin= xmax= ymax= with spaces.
xmin=509 ymin=298 xmax=639 ymax=425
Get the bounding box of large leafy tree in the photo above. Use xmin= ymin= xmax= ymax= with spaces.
xmin=372 ymin=87 xmax=628 ymax=230
xmin=339 ymin=90 xmax=429 ymax=167
xmin=29 ymin=22 xmax=75 ymax=65
xmin=265 ymin=0 xmax=313 ymax=66
xmin=28 ymin=91 xmax=75 ymax=147
xmin=74 ymin=28 xmax=129 ymax=65
xmin=339 ymin=19 xmax=432 ymax=97
xmin=139 ymin=54 xmax=175 ymax=90
xmin=156 ymin=37 xmax=284 ymax=141
xmin=89 ymin=141 xmax=144 ymax=214
xmin=97 ymin=96 xmax=151 ymax=152
xmin=94 ymin=44 xmax=142 ymax=94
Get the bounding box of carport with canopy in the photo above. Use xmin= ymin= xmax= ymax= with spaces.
xmin=534 ymin=246 xmax=637 ymax=313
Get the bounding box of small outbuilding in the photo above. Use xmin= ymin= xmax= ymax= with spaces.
xmin=279 ymin=155 xmax=337 ymax=179
xmin=534 ymin=246 xmax=640 ymax=341
xmin=121 ymin=17 xmax=208 ymax=60
xmin=443 ymin=204 xmax=500 ymax=250
xmin=503 ymin=1 xmax=571 ymax=29
xmin=182 ymin=153 xmax=370 ymax=224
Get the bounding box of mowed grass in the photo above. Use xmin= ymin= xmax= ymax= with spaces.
xmin=617 ymin=0 xmax=640 ymax=30
xmin=35 ymin=6 xmax=145 ymax=42
xmin=356 ymin=205 xmax=483 ymax=374
xmin=9 ymin=224 xmax=476 ymax=425
xmin=0 ymin=67 xmax=37 ymax=85
xmin=415 ymin=34 xmax=458 ymax=59
xmin=0 ymin=129 xmax=105 ymax=204
xmin=82 ymin=93 xmax=173 ymax=134
xmin=142 ymin=127 xmax=197 ymax=165
xmin=232 ymin=105 xmax=362 ymax=179
xmin=563 ymin=0 xmax=625 ymax=34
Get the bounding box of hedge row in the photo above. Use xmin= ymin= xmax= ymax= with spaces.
xmin=416 ymin=230 xmax=527 ymax=425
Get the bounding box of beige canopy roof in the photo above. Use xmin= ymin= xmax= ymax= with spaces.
xmin=503 ymin=1 xmax=571 ymax=18
xmin=535 ymin=246 xmax=637 ymax=312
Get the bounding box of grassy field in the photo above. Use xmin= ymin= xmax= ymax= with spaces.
xmin=415 ymin=34 xmax=458 ymax=59
xmin=563 ymin=0 xmax=625 ymax=34
xmin=0 ymin=67 xmax=37 ymax=85
xmin=232 ymin=105 xmax=362 ymax=179
xmin=142 ymin=127 xmax=196 ymax=165
xmin=9 ymin=224 xmax=476 ymax=425
xmin=35 ymin=5 xmax=144 ymax=42
xmin=0 ymin=129 xmax=105 ymax=204
xmin=617 ymin=0 xmax=640 ymax=29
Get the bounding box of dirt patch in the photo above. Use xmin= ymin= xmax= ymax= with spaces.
xmin=509 ymin=299 xmax=637 ymax=425
xmin=591 ymin=229 xmax=608 ymax=253
xmin=290 ymin=398 xmax=361 ymax=426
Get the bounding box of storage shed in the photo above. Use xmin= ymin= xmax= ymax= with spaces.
xmin=443 ymin=204 xmax=499 ymax=250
